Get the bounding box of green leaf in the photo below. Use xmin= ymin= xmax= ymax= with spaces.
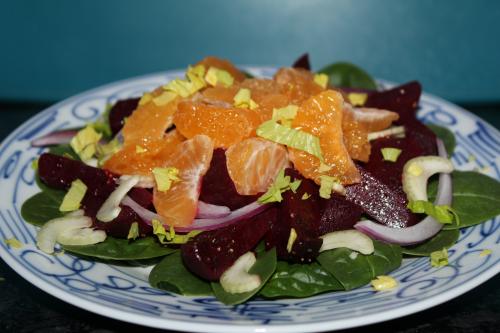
xmin=48 ymin=144 xmax=80 ymax=160
xmin=149 ymin=251 xmax=213 ymax=296
xmin=260 ymin=261 xmax=343 ymax=298
xmin=428 ymin=171 xmax=500 ymax=229
xmin=318 ymin=62 xmax=377 ymax=90
xmin=366 ymin=240 xmax=402 ymax=277
xmin=211 ymin=248 xmax=277 ymax=305
xmin=63 ymin=236 xmax=176 ymax=260
xmin=317 ymin=241 xmax=402 ymax=290
xmin=427 ymin=124 xmax=456 ymax=157
xmin=21 ymin=191 xmax=65 ymax=226
xmin=317 ymin=248 xmax=372 ymax=290
xmin=402 ymin=229 xmax=460 ymax=256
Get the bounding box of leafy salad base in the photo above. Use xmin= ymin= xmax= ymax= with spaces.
xmin=0 ymin=69 xmax=498 ymax=333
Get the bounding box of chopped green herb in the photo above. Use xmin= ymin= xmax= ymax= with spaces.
xmin=407 ymin=200 xmax=458 ymax=224
xmin=152 ymin=167 xmax=180 ymax=192
xmin=256 ymin=120 xmax=323 ymax=161
xmin=70 ymin=126 xmax=102 ymax=161
xmin=205 ymin=67 xmax=234 ymax=87
xmin=4 ymin=238 xmax=23 ymax=249
xmin=430 ymin=248 xmax=449 ymax=267
xmin=59 ymin=179 xmax=87 ymax=212
xmin=234 ymin=88 xmax=258 ymax=109
xmin=127 ymin=222 xmax=140 ymax=240
xmin=381 ymin=147 xmax=402 ymax=162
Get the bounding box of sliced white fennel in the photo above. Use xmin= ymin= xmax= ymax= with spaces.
xmin=96 ymin=175 xmax=140 ymax=222
xmin=220 ymin=252 xmax=261 ymax=294
xmin=319 ymin=229 xmax=374 ymax=254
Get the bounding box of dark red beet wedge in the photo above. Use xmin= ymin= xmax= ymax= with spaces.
xmin=108 ymin=97 xmax=139 ymax=136
xmin=199 ymin=148 xmax=259 ymax=210
xmin=181 ymin=208 xmax=274 ymax=281
xmin=364 ymin=81 xmax=436 ymax=155
xmin=38 ymin=153 xmax=152 ymax=237
xmin=265 ymin=168 xmax=323 ymax=263
xmin=363 ymin=136 xmax=426 ymax=190
xmin=319 ymin=193 xmax=364 ymax=234
xmin=345 ymin=166 xmax=419 ymax=228
xmin=292 ymin=53 xmax=311 ymax=70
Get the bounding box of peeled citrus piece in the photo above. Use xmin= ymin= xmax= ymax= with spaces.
xmin=122 ymin=94 xmax=180 ymax=146
xmin=153 ymin=135 xmax=214 ymax=227
xmin=196 ymin=56 xmax=246 ymax=82
xmin=274 ymin=67 xmax=324 ymax=104
xmin=202 ymin=85 xmax=240 ymax=104
xmin=103 ymin=130 xmax=185 ymax=176
xmin=289 ymin=90 xmax=361 ymax=185
xmin=349 ymin=106 xmax=399 ymax=132
xmin=174 ymin=99 xmax=258 ymax=148
xmin=342 ymin=106 xmax=371 ymax=162
xmin=226 ymin=137 xmax=289 ymax=195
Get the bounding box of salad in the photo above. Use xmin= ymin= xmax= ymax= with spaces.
xmin=22 ymin=55 xmax=500 ymax=305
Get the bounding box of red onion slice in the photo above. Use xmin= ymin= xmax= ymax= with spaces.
xmin=354 ymin=139 xmax=452 ymax=245
xmin=196 ymin=201 xmax=231 ymax=219
xmin=31 ymin=129 xmax=79 ymax=147
xmin=122 ymin=195 xmax=268 ymax=233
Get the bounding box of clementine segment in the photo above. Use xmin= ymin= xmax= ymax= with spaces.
xmin=288 ymin=90 xmax=361 ymax=185
xmin=349 ymin=106 xmax=399 ymax=132
xmin=342 ymin=106 xmax=371 ymax=162
xmin=174 ymin=99 xmax=256 ymax=148
xmin=153 ymin=135 xmax=214 ymax=227
xmin=226 ymin=137 xmax=289 ymax=195
xmin=103 ymin=130 xmax=185 ymax=176
xmin=274 ymin=67 xmax=324 ymax=104
xmin=122 ymin=96 xmax=180 ymax=146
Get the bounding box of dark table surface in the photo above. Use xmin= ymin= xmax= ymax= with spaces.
xmin=0 ymin=102 xmax=499 ymax=333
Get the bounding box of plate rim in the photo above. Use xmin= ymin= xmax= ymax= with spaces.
xmin=0 ymin=67 xmax=499 ymax=333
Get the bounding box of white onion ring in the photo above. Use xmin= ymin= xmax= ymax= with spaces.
xmin=122 ymin=196 xmax=268 ymax=232
xmin=31 ymin=129 xmax=79 ymax=147
xmin=354 ymin=139 xmax=452 ymax=245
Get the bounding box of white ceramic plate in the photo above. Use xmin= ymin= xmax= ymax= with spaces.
xmin=0 ymin=67 xmax=499 ymax=333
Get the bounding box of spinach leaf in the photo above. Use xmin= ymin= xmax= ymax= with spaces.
xmin=317 ymin=248 xmax=372 ymax=290
xmin=211 ymin=248 xmax=277 ymax=305
xmin=149 ymin=251 xmax=213 ymax=296
xmin=366 ymin=240 xmax=402 ymax=277
xmin=427 ymin=124 xmax=456 ymax=156
xmin=429 ymin=171 xmax=500 ymax=229
xmin=63 ymin=236 xmax=176 ymax=260
xmin=48 ymin=144 xmax=80 ymax=160
xmin=318 ymin=62 xmax=377 ymax=90
xmin=21 ymin=190 xmax=65 ymax=226
xmin=317 ymin=241 xmax=402 ymax=290
xmin=260 ymin=261 xmax=343 ymax=298
xmin=402 ymin=229 xmax=459 ymax=256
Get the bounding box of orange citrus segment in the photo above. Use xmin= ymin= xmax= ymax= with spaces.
xmin=349 ymin=106 xmax=400 ymax=132
xmin=103 ymin=130 xmax=185 ymax=176
xmin=202 ymin=85 xmax=241 ymax=104
xmin=342 ymin=106 xmax=371 ymax=162
xmin=226 ymin=137 xmax=290 ymax=195
xmin=288 ymin=90 xmax=361 ymax=185
xmin=153 ymin=135 xmax=214 ymax=227
xmin=196 ymin=56 xmax=246 ymax=82
xmin=274 ymin=67 xmax=324 ymax=104
xmin=174 ymin=99 xmax=256 ymax=148
xmin=122 ymin=96 xmax=180 ymax=146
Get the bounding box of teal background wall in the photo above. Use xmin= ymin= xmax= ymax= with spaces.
xmin=0 ymin=0 xmax=499 ymax=103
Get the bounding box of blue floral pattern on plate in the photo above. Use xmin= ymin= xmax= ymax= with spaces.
xmin=0 ymin=68 xmax=498 ymax=333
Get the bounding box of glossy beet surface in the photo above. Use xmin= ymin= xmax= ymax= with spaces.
xmin=199 ymin=148 xmax=259 ymax=210
xmin=181 ymin=208 xmax=273 ymax=281
xmin=365 ymin=81 xmax=437 ymax=155
xmin=292 ymin=53 xmax=311 ymax=70
xmin=345 ymin=166 xmax=418 ymax=228
xmin=108 ymin=97 xmax=140 ymax=136
xmin=38 ymin=153 xmax=151 ymax=237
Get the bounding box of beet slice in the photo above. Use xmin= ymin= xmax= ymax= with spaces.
xmin=264 ymin=168 xmax=323 ymax=263
xmin=345 ymin=166 xmax=418 ymax=228
xmin=292 ymin=53 xmax=311 ymax=70
xmin=364 ymin=81 xmax=436 ymax=155
xmin=38 ymin=153 xmax=152 ymax=237
xmin=108 ymin=97 xmax=139 ymax=136
xmin=319 ymin=193 xmax=364 ymax=234
xmin=199 ymin=148 xmax=258 ymax=210
xmin=363 ymin=136 xmax=426 ymax=190
xmin=181 ymin=208 xmax=273 ymax=281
